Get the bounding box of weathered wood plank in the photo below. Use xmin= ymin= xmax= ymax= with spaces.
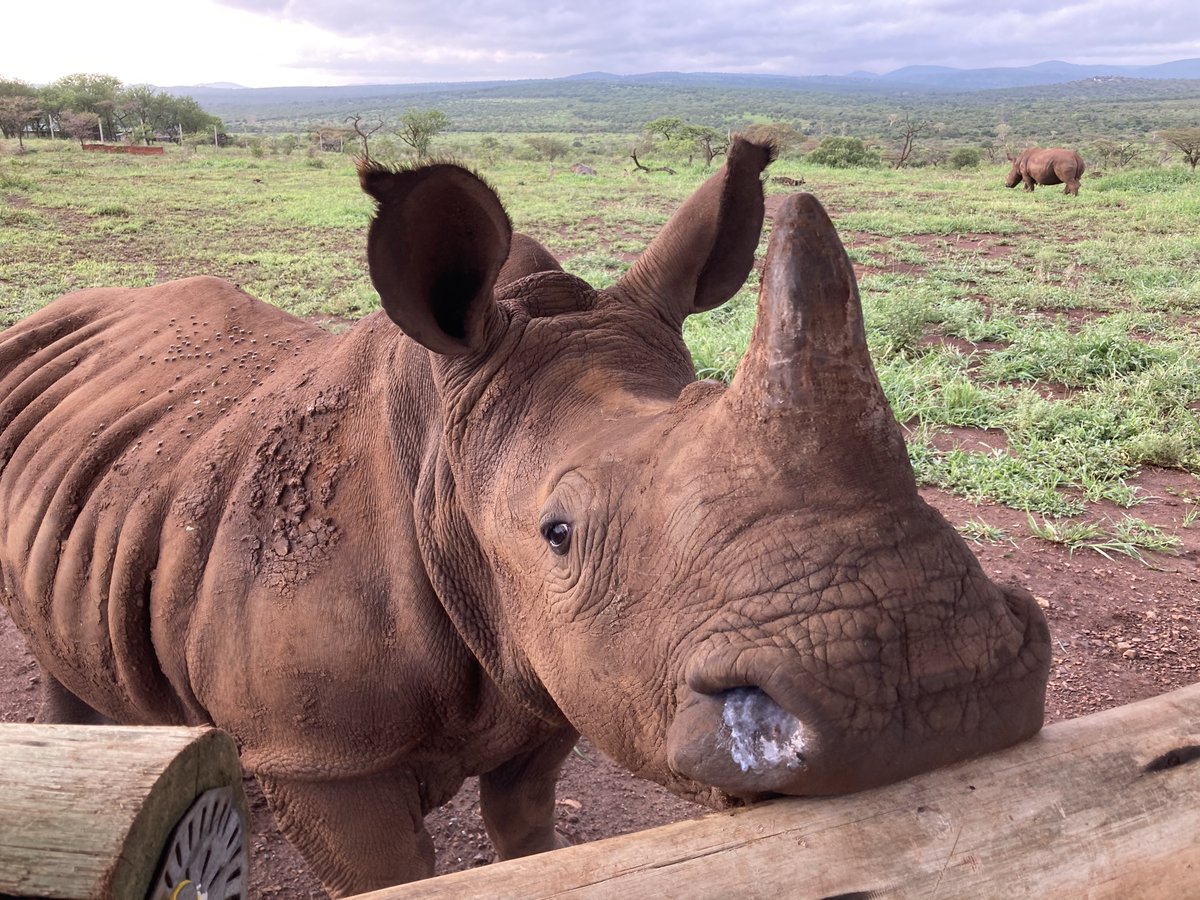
xmin=354 ymin=682 xmax=1200 ymax=899
xmin=0 ymin=725 xmax=245 ymax=899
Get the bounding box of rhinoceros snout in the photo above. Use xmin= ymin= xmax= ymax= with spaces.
xmin=666 ymin=582 xmax=1050 ymax=800
xmin=666 ymin=686 xmax=815 ymax=798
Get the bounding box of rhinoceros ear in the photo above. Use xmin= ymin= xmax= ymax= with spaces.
xmin=360 ymin=161 xmax=511 ymax=355
xmin=613 ymin=136 xmax=775 ymax=322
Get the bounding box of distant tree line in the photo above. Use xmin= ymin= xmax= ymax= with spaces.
xmin=10 ymin=72 xmax=1191 ymax=175
xmin=195 ymin=75 xmax=1200 ymax=155
xmin=628 ymin=112 xmax=1200 ymax=174
xmin=0 ymin=73 xmax=223 ymax=148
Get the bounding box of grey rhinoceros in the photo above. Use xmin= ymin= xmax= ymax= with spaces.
xmin=1006 ymin=147 xmax=1087 ymax=195
xmin=0 ymin=138 xmax=1050 ymax=895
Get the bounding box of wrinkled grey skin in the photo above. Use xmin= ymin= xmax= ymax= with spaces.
xmin=0 ymin=138 xmax=1050 ymax=895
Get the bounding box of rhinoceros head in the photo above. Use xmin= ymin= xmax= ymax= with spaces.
xmin=359 ymin=139 xmax=1050 ymax=805
xmin=1005 ymin=158 xmax=1023 ymax=188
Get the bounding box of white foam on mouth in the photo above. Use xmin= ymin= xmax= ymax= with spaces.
xmin=722 ymin=687 xmax=808 ymax=773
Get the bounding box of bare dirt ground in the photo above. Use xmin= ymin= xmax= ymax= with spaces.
xmin=2 ymin=477 xmax=1196 ymax=897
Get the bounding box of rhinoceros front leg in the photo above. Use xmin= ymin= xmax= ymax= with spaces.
xmin=258 ymin=768 xmax=436 ymax=896
xmin=39 ymin=671 xmax=113 ymax=725
xmin=479 ymin=727 xmax=578 ymax=860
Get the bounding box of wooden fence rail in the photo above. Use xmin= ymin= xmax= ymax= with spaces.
xmin=353 ymin=681 xmax=1200 ymax=899
xmin=0 ymin=725 xmax=247 ymax=899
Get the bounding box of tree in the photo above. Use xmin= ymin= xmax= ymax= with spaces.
xmin=108 ymin=85 xmax=221 ymax=144
xmin=310 ymin=126 xmax=352 ymax=153
xmin=642 ymin=118 xmax=728 ymax=166
xmin=524 ymin=136 xmax=570 ymax=163
xmin=888 ymin=112 xmax=932 ymax=169
xmin=171 ymin=95 xmax=222 ymax=136
xmin=396 ymin=108 xmax=448 ymax=159
xmin=806 ymin=136 xmax=882 ymax=169
xmin=0 ymin=77 xmax=38 ymax=101
xmin=644 ymin=117 xmax=684 ymax=141
xmin=116 ymin=85 xmax=171 ymax=144
xmin=41 ymin=73 xmax=121 ymax=141
xmin=346 ymin=113 xmax=384 ymax=160
xmin=639 ymin=117 xmax=692 ymax=163
xmin=1158 ymin=128 xmax=1200 ymax=171
xmin=993 ymin=123 xmax=1014 ymax=158
xmin=0 ymin=79 xmax=39 ymax=146
xmin=0 ymin=97 xmax=42 ymax=149
xmin=1089 ymin=139 xmax=1146 ymax=170
xmin=59 ymin=110 xmax=100 ymax=147
xmin=681 ymin=124 xmax=727 ymax=166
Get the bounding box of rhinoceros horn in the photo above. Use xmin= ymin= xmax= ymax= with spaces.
xmin=726 ymin=194 xmax=911 ymax=479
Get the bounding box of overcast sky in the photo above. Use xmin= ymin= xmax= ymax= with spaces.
xmin=6 ymin=0 xmax=1198 ymax=88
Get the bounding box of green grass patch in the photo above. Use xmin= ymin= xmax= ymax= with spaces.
xmin=957 ymin=518 xmax=1010 ymax=544
xmin=1026 ymin=513 xmax=1181 ymax=563
xmin=1 ymin=140 xmax=1198 ymax=550
xmin=90 ymin=203 xmax=132 ymax=217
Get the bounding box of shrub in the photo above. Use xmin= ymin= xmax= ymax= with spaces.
xmin=805 ymin=136 xmax=882 ymax=169
xmin=948 ymin=147 xmax=981 ymax=169
xmin=271 ymin=134 xmax=299 ymax=156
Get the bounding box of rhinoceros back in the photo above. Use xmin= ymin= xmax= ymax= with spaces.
xmin=0 ymin=277 xmax=329 ymax=722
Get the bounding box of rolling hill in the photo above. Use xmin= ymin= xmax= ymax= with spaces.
xmin=160 ymin=61 xmax=1200 ymax=144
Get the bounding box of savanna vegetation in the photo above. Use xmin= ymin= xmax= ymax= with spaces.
xmin=2 ymin=133 xmax=1198 ymax=561
xmin=0 ymin=73 xmax=222 ymax=146
xmin=169 ymin=73 xmax=1199 ymax=139
xmin=159 ymin=72 xmax=1200 ymax=167
xmin=6 ymin=68 xmax=1200 ymax=170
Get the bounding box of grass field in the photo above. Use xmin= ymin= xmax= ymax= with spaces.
xmin=2 ymin=138 xmax=1198 ymax=556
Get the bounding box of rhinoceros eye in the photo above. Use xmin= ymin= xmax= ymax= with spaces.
xmin=540 ymin=520 xmax=572 ymax=556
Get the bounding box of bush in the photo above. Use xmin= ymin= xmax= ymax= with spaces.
xmin=271 ymin=134 xmax=299 ymax=156
xmin=948 ymin=147 xmax=981 ymax=169
xmin=805 ymin=136 xmax=882 ymax=169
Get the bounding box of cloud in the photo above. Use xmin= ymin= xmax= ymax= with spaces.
xmin=11 ymin=0 xmax=1191 ymax=88
xmin=4 ymin=0 xmax=366 ymax=88
xmin=213 ymin=0 xmax=1200 ymax=82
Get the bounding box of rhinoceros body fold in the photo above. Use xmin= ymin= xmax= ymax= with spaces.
xmin=0 ymin=139 xmax=1050 ymax=895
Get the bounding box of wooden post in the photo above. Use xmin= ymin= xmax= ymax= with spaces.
xmin=351 ymin=682 xmax=1200 ymax=899
xmin=0 ymin=725 xmax=248 ymax=899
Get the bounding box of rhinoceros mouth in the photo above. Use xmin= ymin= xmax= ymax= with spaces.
xmin=666 ymin=686 xmax=812 ymax=797
xmin=722 ymin=687 xmax=809 ymax=773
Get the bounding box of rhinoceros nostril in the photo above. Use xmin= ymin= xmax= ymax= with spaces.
xmin=721 ymin=687 xmax=809 ymax=774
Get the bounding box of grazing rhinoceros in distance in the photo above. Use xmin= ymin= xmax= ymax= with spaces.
xmin=0 ymin=138 xmax=1050 ymax=895
xmin=1006 ymin=147 xmax=1087 ymax=195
